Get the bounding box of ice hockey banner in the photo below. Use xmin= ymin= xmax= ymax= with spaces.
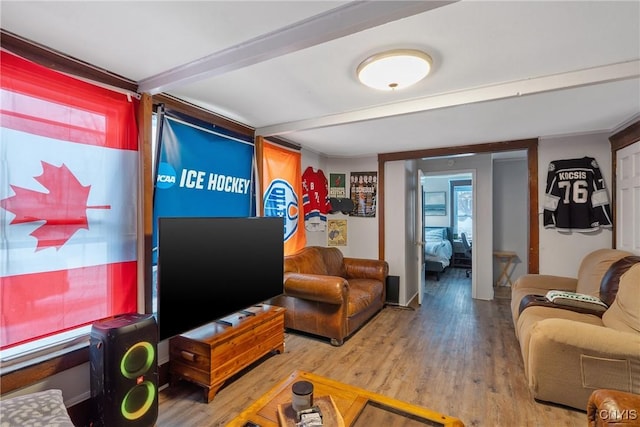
xmin=0 ymin=51 xmax=138 ymax=348
xmin=261 ymin=140 xmax=306 ymax=255
xmin=153 ymin=116 xmax=254 ymax=258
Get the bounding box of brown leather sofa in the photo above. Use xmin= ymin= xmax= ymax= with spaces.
xmin=587 ymin=389 xmax=640 ymax=426
xmin=511 ymin=249 xmax=640 ymax=410
xmin=268 ymin=246 xmax=389 ymax=346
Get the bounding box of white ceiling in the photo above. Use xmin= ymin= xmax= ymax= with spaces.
xmin=2 ymin=1 xmax=639 ymax=158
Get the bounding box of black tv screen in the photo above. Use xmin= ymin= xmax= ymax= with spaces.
xmin=157 ymin=216 xmax=284 ymax=341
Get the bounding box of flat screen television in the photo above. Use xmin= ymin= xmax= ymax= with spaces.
xmin=157 ymin=216 xmax=284 ymax=341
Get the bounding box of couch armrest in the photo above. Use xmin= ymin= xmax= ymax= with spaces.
xmin=512 ymin=274 xmax=578 ymax=293
xmin=283 ymin=273 xmax=348 ymax=305
xmin=588 ymin=389 xmax=640 ymax=426
xmin=527 ymin=318 xmax=640 ymax=409
xmin=343 ymin=257 xmax=389 ymax=282
xmin=530 ymin=318 xmax=640 ymax=362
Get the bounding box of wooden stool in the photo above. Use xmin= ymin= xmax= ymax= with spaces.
xmin=494 ymin=251 xmax=517 ymax=287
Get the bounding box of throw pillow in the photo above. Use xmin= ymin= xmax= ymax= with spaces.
xmin=0 ymin=389 xmax=75 ymax=427
xmin=545 ymin=290 xmax=608 ymax=312
xmin=425 ymin=228 xmax=445 ymax=241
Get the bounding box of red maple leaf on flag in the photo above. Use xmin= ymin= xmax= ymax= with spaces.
xmin=0 ymin=161 xmax=110 ymax=251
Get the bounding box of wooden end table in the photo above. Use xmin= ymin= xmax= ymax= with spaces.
xmin=228 ymin=370 xmax=464 ymax=426
xmin=493 ymin=251 xmax=518 ymax=287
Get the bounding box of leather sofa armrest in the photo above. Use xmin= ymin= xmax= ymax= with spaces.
xmin=588 ymin=389 xmax=640 ymax=426
xmin=512 ymin=274 xmax=578 ymax=292
xmin=283 ymin=273 xmax=348 ymax=305
xmin=343 ymin=257 xmax=389 ymax=282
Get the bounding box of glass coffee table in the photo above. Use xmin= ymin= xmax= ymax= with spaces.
xmin=228 ymin=370 xmax=464 ymax=426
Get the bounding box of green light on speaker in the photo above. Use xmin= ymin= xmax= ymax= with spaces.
xmin=121 ymin=341 xmax=155 ymax=379
xmin=121 ymin=381 xmax=156 ymax=420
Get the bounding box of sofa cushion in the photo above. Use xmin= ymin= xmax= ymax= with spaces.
xmin=576 ymin=249 xmax=633 ymax=298
xmin=321 ymin=247 xmax=347 ymax=277
xmin=285 ymin=247 xmax=329 ymax=275
xmin=510 ymin=274 xmax=578 ymax=329
xmin=347 ymin=279 xmax=383 ymax=316
xmin=602 ymin=263 xmax=640 ymax=334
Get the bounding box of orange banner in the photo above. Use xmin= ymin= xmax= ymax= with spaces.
xmin=262 ymin=141 xmax=306 ymax=255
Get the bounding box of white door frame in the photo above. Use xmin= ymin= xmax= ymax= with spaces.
xmin=417 ymin=169 xmax=425 ymax=305
xmin=616 ymin=140 xmax=640 ymax=254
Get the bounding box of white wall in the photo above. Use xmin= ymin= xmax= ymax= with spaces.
xmin=384 ymin=160 xmax=409 ymax=302
xmin=301 ymin=150 xmax=380 ymax=256
xmin=492 ymin=158 xmax=528 ymax=284
xmin=538 ymin=132 xmax=613 ymax=277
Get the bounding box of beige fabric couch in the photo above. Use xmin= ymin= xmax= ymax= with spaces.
xmin=511 ymin=249 xmax=640 ymax=410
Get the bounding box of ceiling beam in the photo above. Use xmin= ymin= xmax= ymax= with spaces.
xmin=137 ymin=0 xmax=456 ymax=94
xmin=256 ymin=60 xmax=640 ymax=137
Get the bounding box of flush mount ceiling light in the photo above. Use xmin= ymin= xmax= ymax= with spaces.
xmin=357 ymin=49 xmax=433 ymax=91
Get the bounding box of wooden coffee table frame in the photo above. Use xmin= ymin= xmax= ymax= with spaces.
xmin=228 ymin=370 xmax=464 ymax=426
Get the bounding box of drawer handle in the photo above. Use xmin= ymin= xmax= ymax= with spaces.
xmin=180 ymin=350 xmax=196 ymax=362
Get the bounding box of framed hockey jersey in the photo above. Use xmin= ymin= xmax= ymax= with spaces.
xmin=543 ymin=157 xmax=612 ymax=232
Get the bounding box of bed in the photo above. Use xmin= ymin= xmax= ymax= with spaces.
xmin=424 ymin=227 xmax=453 ymax=280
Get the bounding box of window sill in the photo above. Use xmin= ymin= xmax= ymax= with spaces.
xmin=0 ymin=342 xmax=89 ymax=395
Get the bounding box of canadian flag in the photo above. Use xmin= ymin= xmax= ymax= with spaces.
xmin=0 ymin=51 xmax=138 ymax=348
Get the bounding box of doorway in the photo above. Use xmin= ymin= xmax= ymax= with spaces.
xmin=420 ymin=171 xmax=474 ymax=301
xmin=379 ymin=139 xmax=539 ymax=287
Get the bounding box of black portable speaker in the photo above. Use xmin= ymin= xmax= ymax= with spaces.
xmin=90 ymin=313 xmax=158 ymax=427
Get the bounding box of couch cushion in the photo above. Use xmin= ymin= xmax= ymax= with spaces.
xmin=576 ymin=249 xmax=632 ymax=298
xmin=602 ymin=263 xmax=640 ymax=334
xmin=347 ymin=279 xmax=383 ymax=316
xmin=510 ymin=275 xmax=578 ymax=330
xmin=321 ymin=247 xmax=347 ymax=277
xmin=285 ymin=247 xmax=329 ymax=275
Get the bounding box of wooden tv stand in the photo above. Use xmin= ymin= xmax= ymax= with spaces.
xmin=169 ymin=304 xmax=285 ymax=403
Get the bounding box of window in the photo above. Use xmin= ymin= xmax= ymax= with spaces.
xmin=450 ymin=179 xmax=472 ymax=239
xmin=0 ymin=51 xmax=138 ymax=360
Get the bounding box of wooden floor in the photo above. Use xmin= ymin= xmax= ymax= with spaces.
xmin=157 ymin=268 xmax=586 ymax=426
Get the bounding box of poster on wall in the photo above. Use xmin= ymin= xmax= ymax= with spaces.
xmin=350 ymin=171 xmax=377 ymax=217
xmin=329 ymin=173 xmax=346 ymax=198
xmin=328 ymin=219 xmax=347 ymax=246
xmin=425 ymin=191 xmax=447 ymax=216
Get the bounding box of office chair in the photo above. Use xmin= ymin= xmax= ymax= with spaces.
xmin=461 ymin=232 xmax=472 ymax=278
